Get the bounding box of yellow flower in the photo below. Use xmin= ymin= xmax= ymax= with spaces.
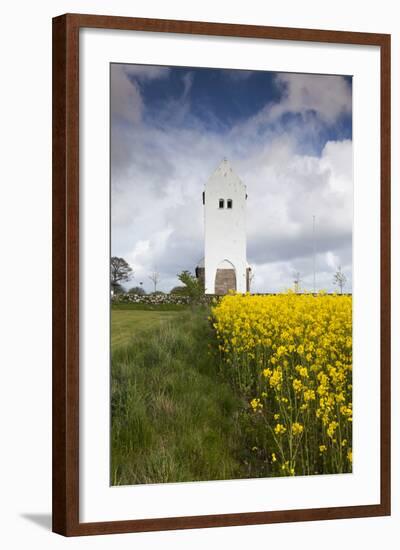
xmin=293 ymin=379 xmax=302 ymax=392
xmin=327 ymin=421 xmax=339 ymax=438
xmin=250 ymin=398 xmax=263 ymax=411
xmin=347 ymin=449 xmax=353 ymax=463
xmin=304 ymin=389 xmax=316 ymax=401
xmin=211 ymin=291 xmax=352 ymax=475
xmin=274 ymin=423 xmax=286 ymax=435
xmin=269 ymin=367 xmax=283 ymax=388
xmin=271 ymin=452 xmax=277 ymax=462
xmin=296 ymin=365 xmax=309 ymax=378
xmin=276 ymin=345 xmax=287 ymax=357
xmin=292 ymin=422 xmax=304 ymax=436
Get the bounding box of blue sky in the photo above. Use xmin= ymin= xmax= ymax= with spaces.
xmin=139 ymin=68 xmax=283 ymax=131
xmin=132 ymin=68 xmax=351 ymax=143
xmin=111 ymin=64 xmax=353 ymax=293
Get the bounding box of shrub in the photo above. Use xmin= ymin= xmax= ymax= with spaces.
xmin=170 ymin=286 xmax=189 ymax=296
xmin=177 ymin=270 xmax=204 ymax=303
xmin=128 ymin=286 xmax=146 ymax=295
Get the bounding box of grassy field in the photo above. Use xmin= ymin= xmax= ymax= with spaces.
xmin=111 ymin=305 xmax=247 ymax=485
xmin=111 ymin=308 xmax=181 ymax=350
xmin=111 ymin=294 xmax=352 ymax=485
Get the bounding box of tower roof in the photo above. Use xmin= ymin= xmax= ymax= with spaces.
xmin=206 ymin=158 xmax=245 ymax=189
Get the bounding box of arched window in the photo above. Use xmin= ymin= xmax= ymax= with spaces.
xmin=219 ymin=199 xmax=224 ymax=209
xmin=227 ymin=199 xmax=233 ymax=209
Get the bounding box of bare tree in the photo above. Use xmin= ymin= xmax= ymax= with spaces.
xmin=333 ymin=266 xmax=347 ymax=294
xmin=293 ymin=271 xmax=301 ymax=294
xmin=149 ymin=271 xmax=160 ymax=293
xmin=110 ymin=257 xmax=133 ymax=291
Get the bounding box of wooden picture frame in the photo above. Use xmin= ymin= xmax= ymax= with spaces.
xmin=52 ymin=13 xmax=391 ymax=536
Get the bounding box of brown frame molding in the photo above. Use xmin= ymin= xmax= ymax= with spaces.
xmin=52 ymin=13 xmax=391 ymax=536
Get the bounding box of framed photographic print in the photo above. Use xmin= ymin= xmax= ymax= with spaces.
xmin=52 ymin=14 xmax=391 ymax=536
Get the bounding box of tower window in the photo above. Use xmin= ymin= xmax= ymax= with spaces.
xmin=219 ymin=199 xmax=224 ymax=209
xmin=227 ymin=199 xmax=233 ymax=209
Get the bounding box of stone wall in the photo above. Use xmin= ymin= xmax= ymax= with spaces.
xmin=111 ymin=292 xmax=218 ymax=306
xmin=112 ymin=291 xmax=349 ymax=306
xmin=215 ymin=268 xmax=236 ymax=295
xmin=197 ymin=265 xmax=251 ymax=294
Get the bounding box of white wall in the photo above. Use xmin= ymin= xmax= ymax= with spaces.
xmin=204 ymin=160 xmax=247 ymax=293
xmin=0 ymin=1 xmax=399 ymax=549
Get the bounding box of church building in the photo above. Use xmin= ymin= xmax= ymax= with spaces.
xmin=196 ymin=159 xmax=251 ymax=295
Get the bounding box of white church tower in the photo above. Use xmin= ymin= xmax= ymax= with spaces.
xmin=196 ymin=159 xmax=250 ymax=295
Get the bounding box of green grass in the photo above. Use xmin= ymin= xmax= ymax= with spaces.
xmin=112 ymin=302 xmax=189 ymax=311
xmin=111 ymin=306 xmax=246 ymax=485
xmin=111 ymin=308 xmax=181 ymax=350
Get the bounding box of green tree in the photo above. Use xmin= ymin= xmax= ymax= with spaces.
xmin=112 ymin=282 xmax=124 ymax=295
xmin=128 ymin=286 xmax=146 ymax=296
xmin=111 ymin=257 xmax=133 ymax=292
xmin=177 ymin=270 xmax=204 ymax=302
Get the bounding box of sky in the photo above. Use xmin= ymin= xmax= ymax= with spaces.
xmin=111 ymin=63 xmax=352 ymax=294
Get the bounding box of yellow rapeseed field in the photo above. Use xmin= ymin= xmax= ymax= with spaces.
xmin=212 ymin=292 xmax=352 ymax=477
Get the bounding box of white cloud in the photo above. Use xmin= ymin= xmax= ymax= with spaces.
xmin=111 ymin=69 xmax=353 ymax=294
xmin=110 ymin=64 xmax=170 ymax=124
xmin=182 ymin=72 xmax=194 ymax=99
xmin=123 ymin=65 xmax=170 ymax=81
xmin=325 ymin=251 xmax=340 ymax=270
xmin=268 ymin=73 xmax=352 ymax=124
xmin=111 ymin=65 xmax=143 ymax=124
